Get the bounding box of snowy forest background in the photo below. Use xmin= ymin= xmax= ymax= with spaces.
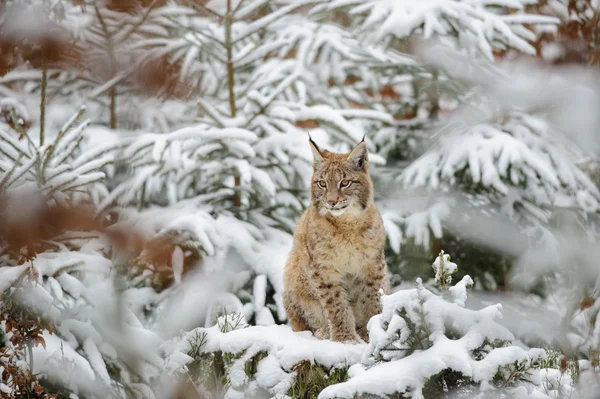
xmin=2 ymin=0 xmax=600 ymax=398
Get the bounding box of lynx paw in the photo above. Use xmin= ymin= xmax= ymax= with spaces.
xmin=314 ymin=327 xmax=330 ymax=340
xmin=332 ymin=331 xmax=361 ymax=344
xmin=357 ymin=326 xmax=369 ymax=343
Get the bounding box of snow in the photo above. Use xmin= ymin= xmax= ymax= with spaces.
xmin=83 ymin=337 xmax=111 ymax=386
xmin=295 ymin=104 xmax=366 ymax=144
xmin=171 ymin=246 xmax=184 ymax=284
xmin=163 ymin=323 xmax=366 ymax=395
xmin=156 ymin=253 xmax=551 ymax=398
xmin=253 ymin=274 xmax=268 ymax=312
xmin=214 ymin=215 xmax=293 ymax=322
xmin=33 ymin=333 xmax=97 ymax=388
xmin=0 ymin=265 xmax=27 ymax=293
xmin=0 ymin=0 xmax=597 ymax=398
xmin=324 ymin=0 xmax=557 ymax=59
xmin=432 ymin=251 xmax=457 ymax=284
xmin=318 ymin=254 xmax=544 ymax=399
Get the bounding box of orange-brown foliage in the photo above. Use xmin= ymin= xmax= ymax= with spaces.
xmin=530 ymin=0 xmax=600 ymax=66
xmin=134 ymin=55 xmax=195 ymax=100
xmin=105 ymin=0 xmax=168 ymax=14
xmin=0 ymin=193 xmax=198 ymax=289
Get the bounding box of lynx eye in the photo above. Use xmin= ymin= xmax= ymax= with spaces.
xmin=340 ymin=179 xmax=350 ymax=187
xmin=317 ymin=180 xmax=327 ymax=188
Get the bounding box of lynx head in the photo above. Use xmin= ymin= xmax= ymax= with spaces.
xmin=309 ymin=137 xmax=374 ymax=217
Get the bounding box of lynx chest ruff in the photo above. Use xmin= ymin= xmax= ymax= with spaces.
xmin=318 ymin=229 xmax=380 ymax=276
xmin=333 ymin=241 xmax=366 ymax=276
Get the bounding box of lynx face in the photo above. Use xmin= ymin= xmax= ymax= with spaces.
xmin=309 ymin=139 xmax=373 ymax=217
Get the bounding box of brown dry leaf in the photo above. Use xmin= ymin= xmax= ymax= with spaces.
xmin=105 ymin=223 xmax=145 ymax=260
xmin=394 ymin=108 xmax=416 ymax=120
xmin=29 ymin=267 xmax=40 ymax=282
xmin=344 ymin=75 xmax=361 ymax=86
xmin=33 ymin=335 xmax=46 ymax=349
xmin=380 ymin=86 xmax=400 ymax=100
xmin=0 ymin=197 xmax=100 ymax=257
xmin=580 ymin=295 xmax=595 ymax=310
xmin=0 ymin=4 xmax=79 ymax=74
xmin=105 ymin=0 xmax=167 ymax=14
xmin=347 ymin=99 xmax=366 ymax=109
xmin=133 ymin=55 xmax=194 ymax=100
xmin=34 ymin=382 xmax=44 ymax=394
xmin=560 ymin=355 xmax=568 ymax=374
xmin=295 ymin=120 xmax=319 ymax=129
xmin=283 ymin=48 xmax=298 ymax=60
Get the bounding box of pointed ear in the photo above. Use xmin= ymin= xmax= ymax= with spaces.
xmin=347 ymin=140 xmax=368 ymax=171
xmin=309 ymin=137 xmax=327 ymax=169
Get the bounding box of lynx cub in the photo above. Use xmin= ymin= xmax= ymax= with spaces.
xmin=282 ymin=137 xmax=390 ymax=343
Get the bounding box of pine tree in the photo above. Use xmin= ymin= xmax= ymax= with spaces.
xmin=319 ymin=251 xmax=550 ymax=398
xmin=0 ymin=99 xmax=167 ymax=396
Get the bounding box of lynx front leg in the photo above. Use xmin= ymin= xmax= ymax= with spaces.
xmin=314 ymin=279 xmax=359 ymax=343
xmin=283 ymin=291 xmax=311 ymax=332
xmin=353 ymin=283 xmax=382 ymax=342
xmin=354 ymin=262 xmax=389 ymax=342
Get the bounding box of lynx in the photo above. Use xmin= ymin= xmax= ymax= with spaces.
xmin=282 ymin=137 xmax=390 ymax=343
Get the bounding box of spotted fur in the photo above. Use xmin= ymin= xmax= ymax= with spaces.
xmin=282 ymin=138 xmax=390 ymax=343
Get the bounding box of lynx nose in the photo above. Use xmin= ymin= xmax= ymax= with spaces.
xmin=327 ymin=199 xmax=338 ymax=207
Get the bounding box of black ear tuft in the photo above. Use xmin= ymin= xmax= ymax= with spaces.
xmin=308 ymin=135 xmax=324 ymax=168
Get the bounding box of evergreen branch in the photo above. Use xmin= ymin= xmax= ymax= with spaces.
xmin=121 ymin=141 xmax=156 ymax=162
xmin=0 ymin=129 xmax=29 ymax=160
xmin=236 ymin=70 xmax=265 ymax=99
xmin=0 ymin=154 xmax=23 ymax=194
xmin=123 ymin=159 xmax=158 ymax=170
xmin=0 ymin=70 xmax=47 ymax=84
xmin=42 ymin=107 xmax=87 ymax=174
xmin=235 ymin=0 xmax=270 ymax=20
xmin=246 ymin=72 xmax=299 ymax=126
xmin=8 ymin=109 xmax=44 ymax=186
xmin=45 ymin=174 xmax=78 ymax=195
xmin=93 ymin=6 xmax=115 ymax=58
xmin=191 ymin=28 xmax=227 ymax=50
xmin=86 ymin=70 xmax=134 ymax=100
xmin=2 ymin=156 xmax=38 ymax=194
xmin=52 ymin=177 xmax=106 ymax=196
xmin=184 ymin=0 xmax=224 ymax=18
xmin=45 ymin=164 xmax=75 ymax=185
xmin=184 ymin=32 xmax=227 ymax=63
xmin=119 ymin=0 xmax=161 ymax=44
xmin=73 ymin=143 xmax=124 ymax=169
xmin=9 ymin=109 xmax=36 ymax=151
xmin=94 ymin=4 xmax=118 ymax=129
xmin=198 ymin=99 xmax=229 ymax=127
xmin=501 ymin=364 xmax=523 ymax=388
xmin=231 ymin=2 xmax=308 ymax=45
xmin=233 ymin=40 xmax=287 ymax=69
xmin=164 ymin=16 xmax=227 ymax=48
xmin=40 ymin=50 xmax=48 ymax=147
xmin=225 ymin=0 xmax=237 ymax=119
xmin=53 ymin=132 xmax=86 ymax=167
xmin=232 ymin=0 xmax=247 ymax=15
